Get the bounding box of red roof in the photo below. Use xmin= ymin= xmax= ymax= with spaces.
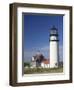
xmin=42 ymin=59 xmax=49 ymax=64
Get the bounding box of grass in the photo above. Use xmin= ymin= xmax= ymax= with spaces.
xmin=24 ymin=67 xmax=63 ymax=74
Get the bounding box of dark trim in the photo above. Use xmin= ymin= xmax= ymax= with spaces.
xmin=11 ymin=80 xmax=72 ymax=86
xmin=11 ymin=3 xmax=72 ymax=10
xmin=69 ymin=6 xmax=72 ymax=83
xmin=9 ymin=3 xmax=72 ymax=86
xmin=9 ymin=4 xmax=17 ymax=86
xmin=50 ymin=34 xmax=58 ymax=36
xmin=22 ymin=14 xmax=24 ymax=75
xmin=22 ymin=12 xmax=64 ymax=16
xmin=49 ymin=40 xmax=59 ymax=42
xmin=9 ymin=4 xmax=13 ymax=85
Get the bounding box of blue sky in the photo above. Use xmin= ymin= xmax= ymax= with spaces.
xmin=23 ymin=13 xmax=63 ymax=62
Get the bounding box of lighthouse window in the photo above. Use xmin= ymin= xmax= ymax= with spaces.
xmin=51 ymin=30 xmax=57 ymax=35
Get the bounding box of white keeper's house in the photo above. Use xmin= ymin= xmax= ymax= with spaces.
xmin=31 ymin=51 xmax=49 ymax=68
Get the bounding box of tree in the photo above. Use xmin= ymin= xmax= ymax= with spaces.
xmin=24 ymin=62 xmax=30 ymax=67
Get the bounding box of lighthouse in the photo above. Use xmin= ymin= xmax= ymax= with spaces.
xmin=49 ymin=26 xmax=59 ymax=68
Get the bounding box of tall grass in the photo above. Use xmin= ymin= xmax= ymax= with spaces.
xmin=24 ymin=67 xmax=63 ymax=74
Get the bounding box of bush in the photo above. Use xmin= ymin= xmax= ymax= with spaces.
xmin=24 ymin=62 xmax=30 ymax=67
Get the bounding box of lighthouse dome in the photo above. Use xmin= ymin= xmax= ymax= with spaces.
xmin=50 ymin=26 xmax=58 ymax=35
xmin=51 ymin=25 xmax=57 ymax=30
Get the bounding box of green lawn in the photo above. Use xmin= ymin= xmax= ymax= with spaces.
xmin=24 ymin=67 xmax=63 ymax=74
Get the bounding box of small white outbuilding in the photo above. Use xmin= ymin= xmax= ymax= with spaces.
xmin=41 ymin=59 xmax=49 ymax=68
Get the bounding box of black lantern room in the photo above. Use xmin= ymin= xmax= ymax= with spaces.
xmin=50 ymin=25 xmax=58 ymax=36
xmin=49 ymin=26 xmax=59 ymax=41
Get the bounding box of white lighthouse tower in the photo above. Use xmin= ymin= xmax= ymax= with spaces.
xmin=49 ymin=26 xmax=59 ymax=68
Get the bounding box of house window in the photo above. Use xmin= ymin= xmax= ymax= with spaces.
xmin=55 ymin=63 xmax=58 ymax=66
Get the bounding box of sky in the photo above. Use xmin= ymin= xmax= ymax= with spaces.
xmin=23 ymin=13 xmax=63 ymax=62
